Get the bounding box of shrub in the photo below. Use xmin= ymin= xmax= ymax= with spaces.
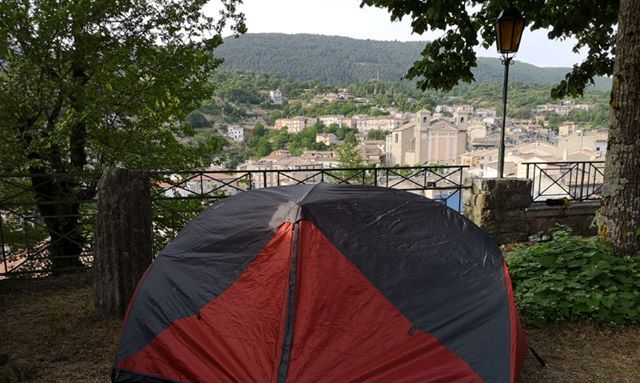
xmin=505 ymin=229 xmax=640 ymax=327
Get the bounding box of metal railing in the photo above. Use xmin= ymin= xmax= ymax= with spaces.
xmin=148 ymin=165 xmax=468 ymax=205
xmin=148 ymin=165 xmax=470 ymax=251
xmin=524 ymin=161 xmax=605 ymax=202
xmin=1 ymin=165 xmax=469 ymax=277
xmin=0 ymin=173 xmax=98 ymax=277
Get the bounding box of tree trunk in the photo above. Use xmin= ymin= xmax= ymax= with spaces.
xmin=95 ymin=168 xmax=153 ymax=319
xmin=28 ymin=170 xmax=85 ymax=273
xmin=597 ymin=0 xmax=640 ymax=256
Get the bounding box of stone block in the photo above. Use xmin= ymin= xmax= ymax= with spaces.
xmin=476 ymin=209 xmax=529 ymax=241
xmin=479 ymin=208 xmax=527 ymax=224
xmin=473 ymin=191 xmax=532 ymax=210
xmin=473 ymin=178 xmax=532 ymax=195
xmin=526 ymin=201 xmax=599 ymax=237
xmin=490 ymin=230 xmax=531 ymax=245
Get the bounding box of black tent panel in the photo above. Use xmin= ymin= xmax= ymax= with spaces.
xmin=116 ymin=186 xmax=310 ymax=362
xmin=300 ymin=184 xmax=511 ymax=382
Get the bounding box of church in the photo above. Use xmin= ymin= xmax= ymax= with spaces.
xmin=386 ymin=110 xmax=467 ymax=166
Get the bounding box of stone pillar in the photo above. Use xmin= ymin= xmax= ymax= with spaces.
xmin=95 ymin=168 xmax=153 ymax=319
xmin=465 ymin=178 xmax=533 ymax=244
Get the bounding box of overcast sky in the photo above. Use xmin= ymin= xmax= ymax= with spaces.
xmin=206 ymin=0 xmax=587 ymax=68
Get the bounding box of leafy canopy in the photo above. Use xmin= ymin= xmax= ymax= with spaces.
xmin=360 ymin=0 xmax=618 ymax=98
xmin=0 ymin=0 xmax=246 ymax=173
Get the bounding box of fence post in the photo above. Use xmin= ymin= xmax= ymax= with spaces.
xmin=465 ymin=178 xmax=533 ymax=244
xmin=95 ymin=168 xmax=153 ymax=319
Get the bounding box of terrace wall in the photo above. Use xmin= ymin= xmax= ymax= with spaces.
xmin=464 ymin=178 xmax=599 ymax=244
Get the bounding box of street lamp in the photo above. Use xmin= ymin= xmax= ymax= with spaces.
xmin=495 ymin=6 xmax=525 ymax=178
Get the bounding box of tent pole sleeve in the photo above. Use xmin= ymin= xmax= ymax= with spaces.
xmin=276 ymin=221 xmax=300 ymax=383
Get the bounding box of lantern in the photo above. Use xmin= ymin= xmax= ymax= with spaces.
xmin=495 ymin=7 xmax=526 ymax=54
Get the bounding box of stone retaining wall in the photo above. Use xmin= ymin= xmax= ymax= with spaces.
xmin=464 ymin=178 xmax=599 ymax=244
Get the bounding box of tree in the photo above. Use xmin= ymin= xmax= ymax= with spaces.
xmin=367 ymin=129 xmax=388 ymax=141
xmin=336 ymin=142 xmax=364 ymax=168
xmin=0 ymin=0 xmax=245 ymax=271
xmin=187 ymin=111 xmax=212 ymax=130
xmin=335 ymin=141 xmax=366 ymax=183
xmin=254 ymin=122 xmax=267 ymax=137
xmin=362 ymin=0 xmax=640 ymax=256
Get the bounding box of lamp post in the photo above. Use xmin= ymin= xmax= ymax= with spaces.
xmin=495 ymin=6 xmax=525 ymax=178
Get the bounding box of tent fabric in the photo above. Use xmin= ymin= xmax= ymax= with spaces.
xmin=112 ymin=183 xmax=526 ymax=383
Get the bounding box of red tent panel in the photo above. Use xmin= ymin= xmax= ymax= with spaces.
xmin=285 ymin=221 xmax=483 ymax=383
xmin=503 ymin=262 xmax=527 ymax=383
xmin=117 ymin=223 xmax=294 ymax=382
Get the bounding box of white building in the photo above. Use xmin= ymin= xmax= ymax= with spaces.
xmin=269 ymin=89 xmax=283 ymax=105
xmin=226 ymin=125 xmax=244 ymax=142
xmin=319 ymin=115 xmax=349 ymax=127
xmin=316 ymin=133 xmax=339 ymax=146
xmin=353 ymin=115 xmax=408 ymax=133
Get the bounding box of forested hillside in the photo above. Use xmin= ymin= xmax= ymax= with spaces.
xmin=193 ymin=71 xmax=609 ymax=130
xmin=189 ymin=70 xmax=609 ymax=167
xmin=216 ymin=33 xmax=610 ymax=90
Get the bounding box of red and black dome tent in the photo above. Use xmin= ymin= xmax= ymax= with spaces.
xmin=112 ymin=183 xmax=526 ymax=383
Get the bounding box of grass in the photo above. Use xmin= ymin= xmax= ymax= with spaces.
xmin=1 ymin=273 xmax=639 ymax=382
xmin=0 ymin=274 xmax=120 ymax=383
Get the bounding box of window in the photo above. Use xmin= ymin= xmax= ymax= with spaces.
xmin=395 ymin=134 xmax=398 ymax=143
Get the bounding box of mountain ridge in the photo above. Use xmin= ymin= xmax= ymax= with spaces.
xmin=215 ymin=33 xmax=610 ymax=91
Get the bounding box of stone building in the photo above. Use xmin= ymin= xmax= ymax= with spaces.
xmin=274 ymin=117 xmax=318 ymax=133
xmin=385 ymin=110 xmax=467 ymax=165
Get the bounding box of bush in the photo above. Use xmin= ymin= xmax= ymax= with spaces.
xmin=505 ymin=229 xmax=640 ymax=327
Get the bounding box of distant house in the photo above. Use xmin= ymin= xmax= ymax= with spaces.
xmin=322 ymin=93 xmax=340 ymax=102
xmin=435 ymin=104 xmax=455 ymax=114
xmin=558 ymin=121 xmax=577 ymax=136
xmin=534 ymin=101 xmax=591 ymax=116
xmin=557 ymin=130 xmax=608 ymax=154
xmin=240 ymin=150 xmax=339 ymax=188
xmin=337 ymin=88 xmax=351 ymax=99
xmin=461 ymin=139 xmax=606 ymax=179
xmin=475 ymin=108 xmax=497 ymax=118
xmin=356 ymin=141 xmax=385 ymax=165
xmin=274 ymin=117 xmax=318 ymax=133
xmin=319 ymin=115 xmax=350 ymax=127
xmin=269 ymin=89 xmax=283 ymax=105
xmin=316 ymin=133 xmax=338 ymax=146
xmin=227 ymin=125 xmax=244 ymax=142
xmin=455 ymin=104 xmax=474 ymax=114
xmin=467 ymin=122 xmax=489 ymax=143
xmin=353 ymin=115 xmax=407 ymax=133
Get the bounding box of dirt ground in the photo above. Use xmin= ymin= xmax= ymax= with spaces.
xmin=1 ymin=274 xmax=638 ymax=383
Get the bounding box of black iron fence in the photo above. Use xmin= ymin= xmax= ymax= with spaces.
xmin=0 ymin=173 xmax=98 ymax=277
xmin=1 ymin=165 xmax=469 ymax=277
xmin=524 ymin=161 xmax=605 ymax=202
xmin=148 ymin=165 xmax=470 ymax=252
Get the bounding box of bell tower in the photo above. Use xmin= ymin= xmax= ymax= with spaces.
xmin=414 ymin=109 xmax=431 ymax=164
